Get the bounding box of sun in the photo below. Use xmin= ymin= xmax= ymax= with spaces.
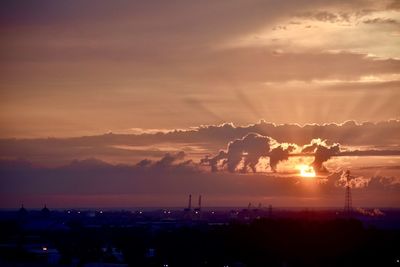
xmin=296 ymin=164 xmax=316 ymax=178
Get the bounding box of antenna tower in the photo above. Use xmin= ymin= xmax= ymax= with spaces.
xmin=344 ymin=170 xmax=353 ymax=216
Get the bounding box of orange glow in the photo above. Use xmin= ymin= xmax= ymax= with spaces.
xmin=296 ymin=164 xmax=316 ymax=178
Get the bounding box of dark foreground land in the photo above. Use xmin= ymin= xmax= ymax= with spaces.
xmin=0 ymin=208 xmax=399 ymax=267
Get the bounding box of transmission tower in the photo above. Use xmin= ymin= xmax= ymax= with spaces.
xmin=344 ymin=170 xmax=353 ymax=217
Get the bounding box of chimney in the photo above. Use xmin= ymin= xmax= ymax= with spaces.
xmin=198 ymin=195 xmax=202 ymax=211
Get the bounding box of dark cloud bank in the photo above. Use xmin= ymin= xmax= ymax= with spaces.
xmin=0 ymin=151 xmax=399 ymax=208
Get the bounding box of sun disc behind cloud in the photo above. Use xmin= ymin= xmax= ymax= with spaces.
xmin=296 ymin=164 xmax=316 ymax=178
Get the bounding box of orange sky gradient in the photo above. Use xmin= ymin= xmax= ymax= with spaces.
xmin=0 ymin=0 xmax=399 ymax=208
xmin=0 ymin=0 xmax=399 ymax=138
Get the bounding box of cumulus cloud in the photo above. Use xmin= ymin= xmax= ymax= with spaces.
xmin=200 ymin=151 xmax=227 ymax=172
xmin=302 ymin=139 xmax=340 ymax=173
xmin=269 ymin=144 xmax=296 ymax=172
xmin=202 ymin=133 xmax=271 ymax=173
xmin=155 ymin=151 xmax=186 ymax=167
xmin=202 ymin=134 xmax=300 ymax=173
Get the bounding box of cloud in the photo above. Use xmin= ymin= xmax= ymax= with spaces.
xmin=184 ymin=49 xmax=400 ymax=83
xmin=202 ymin=134 xmax=342 ymax=174
xmin=387 ymin=0 xmax=400 ymax=10
xmin=1 ymin=1 xmax=399 ymax=84
xmin=1 ymin=156 xmax=399 ymax=208
xmin=323 ymin=80 xmax=400 ymax=92
xmin=363 ymin=18 xmax=399 ymax=24
xmin=134 ymin=151 xmax=196 ymax=172
xmin=369 ymin=175 xmax=400 ymax=188
xmin=0 ymin=156 xmax=299 ymax=200
xmin=0 ymin=0 xmax=329 ymax=63
xmin=0 ymin=152 xmax=199 ymax=196
xmin=327 ymin=170 xmax=400 ymax=191
xmin=202 ymin=133 xmax=272 ymax=173
xmin=296 ymin=11 xmax=351 ymax=23
xmin=155 ymin=151 xmax=186 ymax=167
xmin=269 ymin=144 xmax=296 ymax=172
xmin=136 ymin=159 xmax=153 ymax=168
xmin=301 ymin=139 xmax=340 ymax=173
xmin=200 ymin=151 xmax=227 ymax=172
xmin=356 ymin=207 xmax=385 ymax=216
xmin=1 ymin=0 xmax=399 ymax=139
xmin=335 ymin=171 xmax=370 ymax=188
xmin=1 ymin=120 xmax=399 ymax=167
xmin=339 ymin=150 xmax=400 ymax=156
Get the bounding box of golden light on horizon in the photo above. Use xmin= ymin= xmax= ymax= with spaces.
xmin=296 ymin=164 xmax=316 ymax=178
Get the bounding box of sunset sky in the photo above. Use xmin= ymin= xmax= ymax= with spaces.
xmin=0 ymin=0 xmax=399 ymax=208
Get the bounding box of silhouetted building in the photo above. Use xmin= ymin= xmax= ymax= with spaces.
xmin=18 ymin=204 xmax=28 ymax=215
xmin=41 ymin=205 xmax=50 ymax=217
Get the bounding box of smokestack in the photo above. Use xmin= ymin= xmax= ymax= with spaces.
xmin=188 ymin=194 xmax=192 ymax=210
xmin=198 ymin=195 xmax=202 ymax=211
